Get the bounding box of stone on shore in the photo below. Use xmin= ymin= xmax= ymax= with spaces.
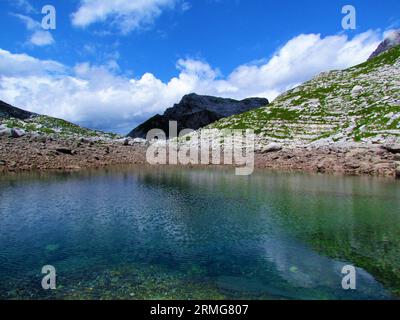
xmin=260 ymin=143 xmax=283 ymax=153
xmin=10 ymin=128 xmax=26 ymax=138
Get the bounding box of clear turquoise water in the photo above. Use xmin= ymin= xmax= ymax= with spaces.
xmin=0 ymin=167 xmax=399 ymax=300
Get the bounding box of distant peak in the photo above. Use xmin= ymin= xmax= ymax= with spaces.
xmin=369 ymin=30 xmax=400 ymax=60
xmin=0 ymin=100 xmax=36 ymax=120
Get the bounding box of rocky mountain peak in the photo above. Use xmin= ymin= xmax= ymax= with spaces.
xmin=128 ymin=93 xmax=269 ymax=139
xmin=369 ymin=30 xmax=400 ymax=60
xmin=164 ymin=93 xmax=268 ymax=119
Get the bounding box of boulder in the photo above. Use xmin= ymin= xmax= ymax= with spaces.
xmin=261 ymin=143 xmax=283 ymax=153
xmin=10 ymin=128 xmax=26 ymax=138
xmin=351 ymin=85 xmax=364 ymax=97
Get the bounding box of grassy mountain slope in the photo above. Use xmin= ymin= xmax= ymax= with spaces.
xmin=209 ymin=46 xmax=400 ymax=145
xmin=0 ymin=101 xmax=118 ymax=139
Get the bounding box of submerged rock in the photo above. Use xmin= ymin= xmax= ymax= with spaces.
xmin=45 ymin=244 xmax=60 ymax=252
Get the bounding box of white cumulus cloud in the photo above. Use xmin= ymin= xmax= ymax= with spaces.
xmin=13 ymin=14 xmax=54 ymax=47
xmin=29 ymin=30 xmax=54 ymax=46
xmin=0 ymin=30 xmax=382 ymax=134
xmin=72 ymin=0 xmax=178 ymax=34
xmin=0 ymin=49 xmax=64 ymax=77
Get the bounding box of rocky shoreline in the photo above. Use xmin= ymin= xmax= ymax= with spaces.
xmin=255 ymin=143 xmax=400 ymax=178
xmin=1 ymin=134 xmax=400 ymax=179
xmin=0 ymin=135 xmax=147 ymax=174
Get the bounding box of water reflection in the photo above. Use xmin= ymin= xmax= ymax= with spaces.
xmin=0 ymin=167 xmax=399 ymax=299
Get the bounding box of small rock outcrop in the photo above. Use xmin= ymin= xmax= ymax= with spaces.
xmin=127 ymin=93 xmax=269 ymax=139
xmin=368 ymin=30 xmax=400 ymax=60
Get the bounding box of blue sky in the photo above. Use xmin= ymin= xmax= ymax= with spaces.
xmin=0 ymin=0 xmax=399 ymax=133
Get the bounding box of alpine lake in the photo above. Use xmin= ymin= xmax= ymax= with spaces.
xmin=0 ymin=166 xmax=399 ymax=300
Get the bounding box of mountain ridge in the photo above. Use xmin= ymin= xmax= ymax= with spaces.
xmin=0 ymin=100 xmax=37 ymax=120
xmin=0 ymin=99 xmax=117 ymax=139
xmin=369 ymin=30 xmax=400 ymax=60
xmin=206 ymin=44 xmax=400 ymax=146
xmin=127 ymin=93 xmax=269 ymax=138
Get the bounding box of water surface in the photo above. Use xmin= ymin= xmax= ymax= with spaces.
xmin=0 ymin=167 xmax=399 ymax=300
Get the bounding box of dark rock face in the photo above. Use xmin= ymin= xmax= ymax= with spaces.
xmin=368 ymin=30 xmax=400 ymax=60
xmin=128 ymin=93 xmax=269 ymax=138
xmin=0 ymin=100 xmax=36 ymax=120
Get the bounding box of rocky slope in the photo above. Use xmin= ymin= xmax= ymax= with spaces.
xmin=0 ymin=100 xmax=148 ymax=173
xmin=0 ymin=100 xmax=118 ymax=140
xmin=0 ymin=134 xmax=146 ymax=173
xmin=208 ymin=45 xmax=400 ymax=146
xmin=127 ymin=93 xmax=268 ymax=138
xmin=170 ymin=43 xmax=400 ymax=178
